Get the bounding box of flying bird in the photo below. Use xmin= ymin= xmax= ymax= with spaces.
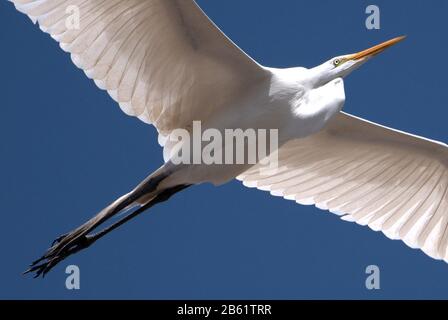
xmin=8 ymin=0 xmax=447 ymax=277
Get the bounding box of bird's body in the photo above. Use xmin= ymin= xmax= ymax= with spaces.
xmin=162 ymin=66 xmax=345 ymax=187
xmin=7 ymin=0 xmax=448 ymax=277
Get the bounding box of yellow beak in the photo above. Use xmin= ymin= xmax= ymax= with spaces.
xmin=349 ymin=36 xmax=406 ymax=61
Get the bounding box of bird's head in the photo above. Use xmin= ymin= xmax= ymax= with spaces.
xmin=311 ymin=36 xmax=406 ymax=87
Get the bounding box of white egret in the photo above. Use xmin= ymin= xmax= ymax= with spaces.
xmin=8 ymin=0 xmax=447 ymax=277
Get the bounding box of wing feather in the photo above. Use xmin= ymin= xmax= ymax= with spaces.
xmin=9 ymin=0 xmax=266 ymax=137
xmin=238 ymin=112 xmax=448 ymax=262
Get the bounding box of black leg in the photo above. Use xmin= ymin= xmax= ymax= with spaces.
xmin=25 ymin=184 xmax=191 ymax=278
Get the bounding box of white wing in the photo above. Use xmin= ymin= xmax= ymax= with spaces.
xmin=238 ymin=112 xmax=448 ymax=262
xmin=10 ymin=0 xmax=266 ymax=137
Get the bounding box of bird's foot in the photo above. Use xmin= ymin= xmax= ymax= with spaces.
xmin=24 ymin=227 xmax=94 ymax=278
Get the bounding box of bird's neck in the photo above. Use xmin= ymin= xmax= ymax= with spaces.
xmin=307 ymin=65 xmax=337 ymax=89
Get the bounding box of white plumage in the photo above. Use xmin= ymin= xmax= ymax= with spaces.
xmin=13 ymin=0 xmax=264 ymax=136
xmin=8 ymin=0 xmax=448 ymax=276
xmin=238 ymin=112 xmax=448 ymax=260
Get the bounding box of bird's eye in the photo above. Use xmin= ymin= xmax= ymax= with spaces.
xmin=333 ymin=59 xmax=341 ymax=66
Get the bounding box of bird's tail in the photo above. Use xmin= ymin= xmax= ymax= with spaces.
xmin=25 ymin=163 xmax=191 ymax=278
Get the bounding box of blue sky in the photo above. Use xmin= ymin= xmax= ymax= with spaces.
xmin=1 ymin=0 xmax=447 ymax=299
